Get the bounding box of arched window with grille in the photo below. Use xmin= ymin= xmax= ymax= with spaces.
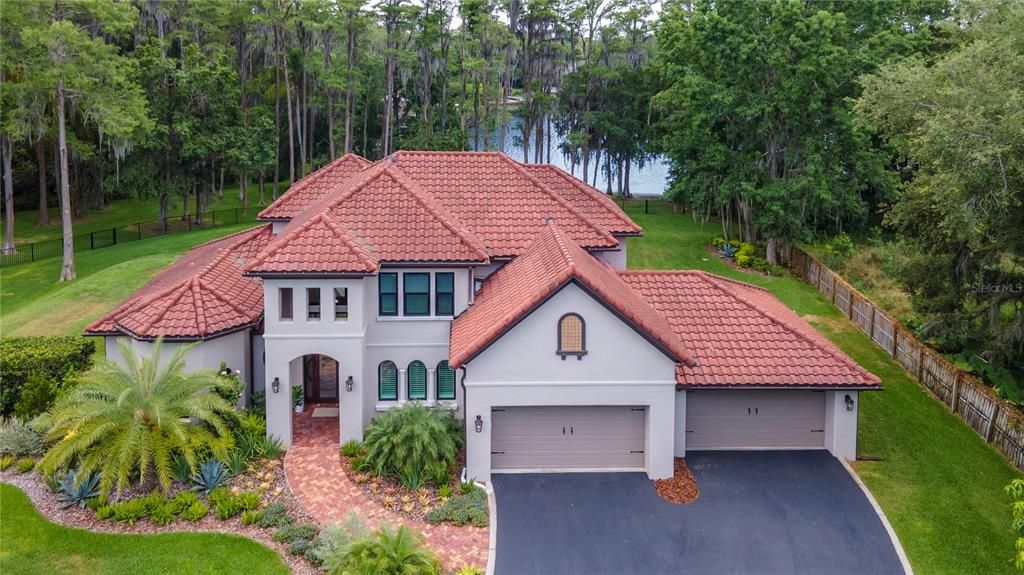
xmin=436 ymin=361 xmax=456 ymax=400
xmin=378 ymin=361 xmax=398 ymax=401
xmin=407 ymin=361 xmax=427 ymax=400
xmin=557 ymin=313 xmax=587 ymax=359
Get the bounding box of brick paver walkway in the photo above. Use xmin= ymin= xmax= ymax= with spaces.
xmin=285 ymin=406 xmax=489 ymax=570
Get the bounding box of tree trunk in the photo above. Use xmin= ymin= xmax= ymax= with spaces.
xmin=344 ymin=20 xmax=356 ymax=153
xmin=259 ymin=173 xmax=265 ymax=205
xmin=327 ymin=93 xmax=336 ymax=159
xmin=57 ymin=84 xmax=75 ymax=281
xmin=240 ymin=174 xmax=248 ymax=215
xmin=273 ymin=26 xmax=281 ymax=198
xmin=766 ymin=236 xmax=779 ymax=266
xmin=37 ymin=138 xmax=49 ymax=226
xmin=2 ymin=136 xmax=15 ymax=254
xmin=282 ymin=26 xmax=296 ymax=185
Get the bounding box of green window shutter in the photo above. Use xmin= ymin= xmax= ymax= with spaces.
xmin=408 ymin=361 xmax=427 ymax=400
xmin=436 ymin=361 xmax=456 ymax=400
xmin=379 ymin=361 xmax=398 ymax=400
xmin=435 ymin=273 xmax=454 ymax=316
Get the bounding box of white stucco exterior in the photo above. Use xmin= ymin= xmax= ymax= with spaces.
xmin=593 ymin=237 xmax=629 ymax=270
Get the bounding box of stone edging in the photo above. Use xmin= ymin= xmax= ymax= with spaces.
xmin=839 ymin=459 xmax=914 ymax=575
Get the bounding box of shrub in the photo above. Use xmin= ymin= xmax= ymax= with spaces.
xmin=170 ymin=453 xmax=193 ymax=482
xmin=0 ymin=336 xmax=94 ymax=416
xmin=425 ymin=490 xmax=488 ymax=527
xmin=332 ymin=524 xmax=441 ymax=575
xmin=214 ymin=363 xmax=243 ymax=407
xmin=256 ymin=503 xmax=292 ymax=528
xmin=260 ymin=435 xmax=284 ymax=460
xmin=751 ymin=256 xmax=770 ymax=273
xmin=150 ymin=503 xmax=177 ymax=526
xmin=249 ymin=391 xmax=266 ymax=418
xmin=0 ymin=417 xmax=45 ymax=457
xmin=215 ymin=497 xmax=240 ymax=520
xmin=241 ymin=510 xmax=260 ymax=526
xmin=226 ymin=449 xmax=249 ymax=476
xmin=459 ymin=481 xmax=479 ymax=495
xmin=0 ymin=455 xmax=15 ymax=470
xmin=438 ymin=485 xmax=453 ymax=499
xmin=95 ymin=504 xmax=116 ymax=520
xmin=182 ymin=501 xmax=209 ymax=521
xmin=191 ymin=459 xmax=230 ymax=495
xmin=170 ymin=491 xmax=200 ymax=514
xmin=56 ymin=469 xmax=101 ymax=508
xmin=140 ymin=491 xmax=167 ymax=515
xmin=735 ymin=243 xmax=757 ymax=267
xmin=711 ymin=236 xmax=727 ymax=249
xmin=16 ymin=458 xmax=35 ymax=473
xmin=234 ymin=413 xmax=267 ymax=459
xmin=457 ymin=568 xmax=484 ymax=575
xmin=43 ymin=472 xmax=61 ymax=493
xmin=825 ymin=232 xmax=855 ymax=261
xmin=361 ymin=404 xmax=461 ymax=489
xmin=40 ymin=338 xmax=237 ymax=494
xmin=236 ymin=491 xmax=262 ymax=511
xmin=307 ymin=512 xmax=368 ymax=569
xmin=113 ymin=499 xmax=148 ymax=525
xmin=207 ymin=486 xmax=231 ymax=507
xmin=13 ymin=374 xmax=58 ymax=419
xmin=274 ymin=523 xmax=318 ymax=544
xmin=340 ymin=440 xmax=363 ymax=458
xmin=288 ymin=539 xmax=312 ymax=556
xmin=86 ymin=494 xmax=109 ymax=511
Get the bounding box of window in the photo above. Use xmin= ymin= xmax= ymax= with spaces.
xmin=403 ymin=273 xmax=430 ymax=316
xmin=379 ymin=273 xmax=398 ymax=316
xmin=407 ymin=361 xmax=427 ymax=400
xmin=378 ymin=361 xmax=398 ymax=401
xmin=334 ymin=288 xmax=348 ymax=320
xmin=557 ymin=313 xmax=587 ymax=359
xmin=279 ymin=288 xmax=293 ymax=320
xmin=307 ymin=288 xmax=321 ymax=320
xmin=435 ymin=273 xmax=454 ymax=316
xmin=436 ymin=361 xmax=456 ymax=400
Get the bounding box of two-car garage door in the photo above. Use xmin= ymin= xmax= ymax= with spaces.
xmin=686 ymin=390 xmax=827 ymax=450
xmin=491 ymin=406 xmax=646 ymax=471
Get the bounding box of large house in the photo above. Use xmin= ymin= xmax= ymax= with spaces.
xmin=87 ymin=151 xmax=880 ymax=482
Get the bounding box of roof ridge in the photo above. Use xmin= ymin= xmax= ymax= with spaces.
xmin=547 ymin=224 xmax=577 ymax=269
xmin=379 ymin=165 xmax=491 ymax=261
xmin=191 ymin=278 xmax=207 ymax=335
xmin=135 ymin=280 xmax=193 ymax=333
xmin=196 ymin=275 xmax=256 ymax=322
xmin=248 ymin=211 xmax=378 ymax=272
xmin=699 ymin=274 xmax=877 ymax=380
xmin=495 ymin=155 xmax=618 ymax=247
xmin=319 ymin=213 xmax=379 ymax=269
xmin=527 ymin=163 xmax=641 ymax=233
xmin=258 ymin=153 xmax=370 ymax=219
xmin=188 ymin=224 xmax=267 ymax=251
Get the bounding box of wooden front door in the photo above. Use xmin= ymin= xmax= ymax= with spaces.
xmin=303 ymin=355 xmax=339 ymax=404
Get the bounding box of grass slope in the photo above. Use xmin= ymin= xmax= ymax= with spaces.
xmin=624 ymin=200 xmax=1019 ymax=575
xmin=0 ymin=224 xmax=256 ymax=336
xmin=0 ymin=483 xmax=289 ymax=575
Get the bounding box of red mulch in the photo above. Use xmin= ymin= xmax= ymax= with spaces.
xmin=653 ymin=458 xmax=700 ymax=504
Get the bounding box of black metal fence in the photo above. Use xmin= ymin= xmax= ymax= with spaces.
xmin=0 ymin=208 xmax=255 ymax=269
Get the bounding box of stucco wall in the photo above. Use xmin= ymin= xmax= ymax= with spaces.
xmin=593 ymin=237 xmax=628 ymax=270
xmin=825 ymin=390 xmax=859 ymax=460
xmin=462 ymin=283 xmax=679 ymax=482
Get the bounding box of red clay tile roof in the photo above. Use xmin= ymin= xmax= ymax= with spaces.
xmin=258 ymin=153 xmax=371 ymax=220
xmin=85 ymin=225 xmax=273 ymax=339
xmin=243 ymin=213 xmax=378 ymax=275
xmin=522 ymin=164 xmax=643 ymax=236
xmin=450 ymin=223 xmax=694 ymax=368
xmin=619 ymin=271 xmax=881 ymax=387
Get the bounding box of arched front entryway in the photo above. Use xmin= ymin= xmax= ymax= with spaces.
xmin=291 ymin=353 xmax=341 ymax=447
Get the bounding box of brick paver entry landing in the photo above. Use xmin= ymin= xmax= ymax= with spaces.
xmin=285 ymin=406 xmax=489 ymax=570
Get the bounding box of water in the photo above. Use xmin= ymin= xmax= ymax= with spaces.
xmin=471 ymin=115 xmax=670 ymax=197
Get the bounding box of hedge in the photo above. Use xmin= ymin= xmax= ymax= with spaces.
xmin=0 ymin=336 xmax=95 ymax=416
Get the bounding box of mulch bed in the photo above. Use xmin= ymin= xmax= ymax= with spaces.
xmin=653 ymin=457 xmax=700 ymax=504
xmin=339 ymin=447 xmax=467 ymax=522
xmin=703 ymin=244 xmax=782 ymax=277
xmin=0 ymin=457 xmax=321 ymax=575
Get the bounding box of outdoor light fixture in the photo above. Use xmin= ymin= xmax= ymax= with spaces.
xmin=345 ymin=376 xmax=354 ymax=392
xmin=474 ymin=415 xmax=483 ymax=433
xmin=845 ymin=394 xmax=855 ymax=412
xmin=272 ymin=377 xmax=281 ymax=394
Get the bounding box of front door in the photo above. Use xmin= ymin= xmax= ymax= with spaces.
xmin=303 ymin=355 xmax=339 ymax=404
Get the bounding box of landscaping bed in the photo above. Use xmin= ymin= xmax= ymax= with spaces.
xmin=653 ymin=458 xmax=700 ymax=504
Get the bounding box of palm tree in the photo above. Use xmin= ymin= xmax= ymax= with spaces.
xmin=40 ymin=337 xmax=238 ymax=494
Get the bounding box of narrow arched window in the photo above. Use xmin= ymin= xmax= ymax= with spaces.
xmin=407 ymin=361 xmax=427 ymax=400
xmin=436 ymin=361 xmax=456 ymax=400
xmin=378 ymin=361 xmax=398 ymax=401
xmin=557 ymin=313 xmax=587 ymax=360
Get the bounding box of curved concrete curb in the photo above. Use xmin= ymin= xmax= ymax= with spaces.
xmin=840 ymin=459 xmax=914 ymax=575
xmin=478 ymin=481 xmax=498 ymax=575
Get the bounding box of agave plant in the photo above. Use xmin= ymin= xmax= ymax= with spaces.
xmin=39 ymin=337 xmax=238 ymax=494
xmin=57 ymin=469 xmax=101 ymax=508
xmin=191 ymin=459 xmax=229 ymax=494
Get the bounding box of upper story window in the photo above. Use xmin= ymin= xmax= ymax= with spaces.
xmin=378 ymin=361 xmax=398 ymax=401
xmin=436 ymin=360 xmax=456 ymax=400
xmin=279 ymin=288 xmax=293 ymax=320
xmin=379 ymin=273 xmax=398 ymax=316
xmin=403 ymin=273 xmax=431 ymax=316
xmin=307 ymin=288 xmax=321 ymax=320
xmin=334 ymin=288 xmax=349 ymax=320
xmin=407 ymin=360 xmax=427 ymax=400
xmin=435 ymin=273 xmax=454 ymax=316
xmin=557 ymin=313 xmax=587 ymax=360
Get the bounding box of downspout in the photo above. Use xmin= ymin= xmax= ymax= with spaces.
xmin=459 ymin=365 xmax=470 ymax=481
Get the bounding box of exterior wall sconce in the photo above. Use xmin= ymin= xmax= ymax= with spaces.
xmin=345 ymin=376 xmax=354 ymax=392
xmin=474 ymin=415 xmax=483 ymax=433
xmin=272 ymin=377 xmax=281 ymax=394
xmin=845 ymin=394 xmax=855 ymax=412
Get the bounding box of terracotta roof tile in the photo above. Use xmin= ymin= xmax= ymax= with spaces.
xmin=258 ymin=153 xmax=371 ymax=220
xmin=450 ymin=223 xmax=692 ymax=368
xmin=619 ymin=271 xmax=881 ymax=387
xmin=244 ymin=213 xmax=378 ymax=275
xmin=522 ymin=164 xmax=642 ymax=236
xmin=85 ymin=225 xmax=273 ymax=339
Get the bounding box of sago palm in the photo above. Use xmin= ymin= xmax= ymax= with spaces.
xmin=40 ymin=337 xmax=238 ymax=494
xmin=331 ymin=524 xmax=441 ymax=575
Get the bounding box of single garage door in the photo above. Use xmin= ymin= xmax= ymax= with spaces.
xmin=492 ymin=406 xmax=645 ymax=471
xmin=686 ymin=390 xmax=826 ymax=450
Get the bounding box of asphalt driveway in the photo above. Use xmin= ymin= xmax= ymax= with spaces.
xmin=491 ymin=451 xmax=904 ymax=575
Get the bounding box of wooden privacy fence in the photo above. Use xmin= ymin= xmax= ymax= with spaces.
xmin=780 ymin=245 xmax=1024 ymax=469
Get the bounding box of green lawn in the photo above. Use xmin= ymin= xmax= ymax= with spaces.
xmin=624 ymin=200 xmax=1020 ymax=575
xmin=0 ymin=483 xmax=288 ymax=575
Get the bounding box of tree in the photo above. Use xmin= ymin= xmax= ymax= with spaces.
xmin=40 ymin=337 xmax=238 ymax=495
xmin=18 ymin=0 xmax=150 ymax=281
